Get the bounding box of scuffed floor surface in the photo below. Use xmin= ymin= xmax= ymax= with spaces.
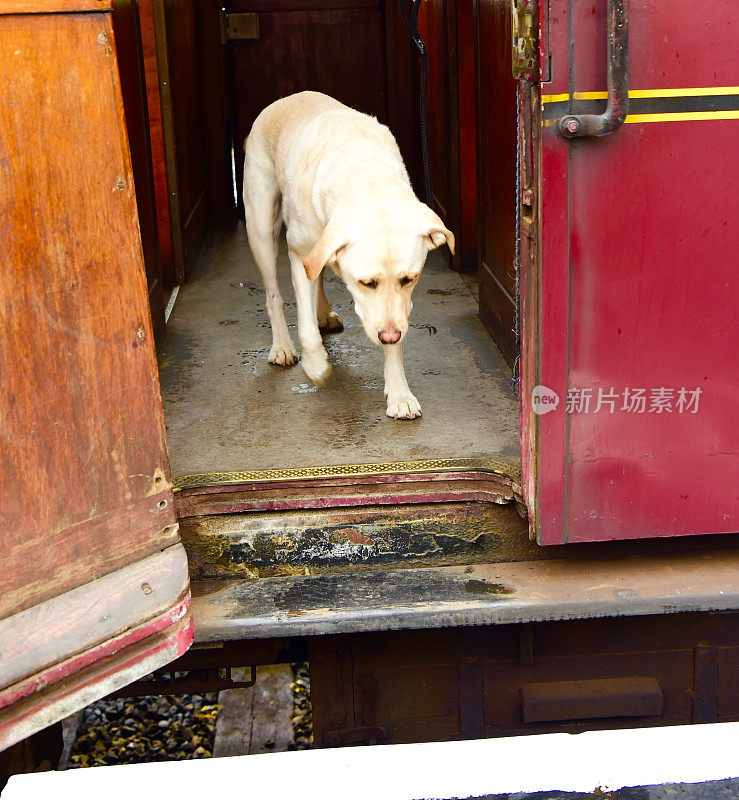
xmin=159 ymin=224 xmax=518 ymax=479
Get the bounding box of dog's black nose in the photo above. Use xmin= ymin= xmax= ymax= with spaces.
xmin=378 ymin=329 xmax=402 ymax=344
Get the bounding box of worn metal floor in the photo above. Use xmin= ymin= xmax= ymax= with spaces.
xmin=159 ymin=224 xmax=518 ymax=479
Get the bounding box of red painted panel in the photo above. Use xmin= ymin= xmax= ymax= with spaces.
xmin=535 ymin=0 xmax=739 ymax=543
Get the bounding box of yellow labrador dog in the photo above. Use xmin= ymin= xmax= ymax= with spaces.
xmin=243 ymin=91 xmax=454 ymax=419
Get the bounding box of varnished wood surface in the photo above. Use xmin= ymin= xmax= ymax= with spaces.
xmin=0 ymin=0 xmax=112 ymax=12
xmin=229 ymin=0 xmax=387 ymax=205
xmin=112 ymin=0 xmax=165 ymax=340
xmin=0 ymin=545 xmax=188 ymax=693
xmin=138 ymin=0 xmax=176 ymax=291
xmin=455 ymin=0 xmax=477 ymax=270
xmin=474 ymin=0 xmax=517 ymax=361
xmin=0 ymin=605 xmax=192 ymax=752
xmin=162 ymin=0 xmax=209 ymax=279
xmin=417 ymin=0 xmax=458 ymax=240
xmin=0 ymin=12 xmax=178 ymax=620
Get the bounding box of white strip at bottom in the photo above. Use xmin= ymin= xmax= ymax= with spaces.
xmin=4 ymin=721 xmax=739 ymax=800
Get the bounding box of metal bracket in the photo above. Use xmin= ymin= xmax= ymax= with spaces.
xmin=558 ymin=0 xmax=629 ymax=137
xmin=511 ymin=0 xmax=537 ymax=80
xmin=109 ymin=665 xmax=257 ymax=698
xmin=220 ymin=11 xmax=260 ymax=44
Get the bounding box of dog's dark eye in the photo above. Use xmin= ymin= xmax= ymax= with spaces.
xmin=359 ymin=279 xmax=379 ymax=289
xmin=399 ymin=276 xmax=415 ymax=287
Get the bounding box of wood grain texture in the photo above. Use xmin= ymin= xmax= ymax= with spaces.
xmin=474 ymin=0 xmax=517 ymax=362
xmin=417 ymin=0 xmax=460 ymax=263
xmin=0 ymin=608 xmax=192 ymax=752
xmin=455 ymin=0 xmax=477 ymax=270
xmin=0 ymin=0 xmax=112 ymax=12
xmin=138 ymin=0 xmax=176 ymax=290
xmin=308 ymin=613 xmax=737 ymax=745
xmin=384 ymin=0 xmax=423 ymax=190
xmin=0 ymin=545 xmax=188 ymax=693
xmin=198 ymin=0 xmax=236 ymax=221
xmin=0 ymin=12 xmax=179 ymax=620
xmin=112 ymin=0 xmax=165 ymax=340
xmin=161 ymin=0 xmax=209 ymax=278
xmin=229 ymin=2 xmax=387 ymax=203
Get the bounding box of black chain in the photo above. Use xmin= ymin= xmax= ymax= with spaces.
xmin=397 ymin=0 xmax=433 ymax=206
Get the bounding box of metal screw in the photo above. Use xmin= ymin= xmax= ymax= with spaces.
xmin=97 ymin=32 xmax=107 ymax=44
xmin=116 ymin=178 xmax=126 ymax=190
xmin=141 ymin=583 xmax=153 ymax=595
xmin=137 ymin=327 xmax=145 ymax=339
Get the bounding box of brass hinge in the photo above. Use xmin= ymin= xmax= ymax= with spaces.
xmin=220 ymin=11 xmax=260 ymax=43
xmin=511 ymin=0 xmax=537 ymax=79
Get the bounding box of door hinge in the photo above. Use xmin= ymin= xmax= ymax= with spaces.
xmin=220 ymin=11 xmax=260 ymax=44
xmin=511 ymin=0 xmax=537 ymax=80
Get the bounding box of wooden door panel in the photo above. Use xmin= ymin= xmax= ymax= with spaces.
xmin=113 ymin=0 xmax=166 ymax=341
xmin=138 ymin=0 xmax=177 ymax=292
xmin=418 ymin=0 xmax=456 ymax=225
xmin=0 ymin=3 xmax=191 ymax=749
xmin=474 ymin=0 xmax=517 ymax=364
xmin=534 ymin=0 xmax=739 ymax=543
xmin=229 ymin=1 xmax=387 ymax=202
xmin=417 ymin=0 xmax=477 ymax=271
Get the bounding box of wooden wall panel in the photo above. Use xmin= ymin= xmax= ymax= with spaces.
xmin=416 ymin=0 xmax=477 ymax=271
xmin=198 ymin=0 xmax=237 ymax=221
xmin=138 ymin=0 xmax=176 ymax=292
xmin=417 ymin=0 xmax=458 ymax=234
xmin=165 ymin=0 xmax=209 ymax=278
xmin=455 ymin=0 xmax=477 ymax=269
xmin=112 ymin=0 xmax=165 ymax=340
xmin=474 ymin=0 xmax=517 ymax=363
xmin=0 ymin=12 xmax=178 ymax=620
xmin=229 ymin=1 xmax=388 ymax=205
xmin=384 ymin=0 xmax=423 ymax=192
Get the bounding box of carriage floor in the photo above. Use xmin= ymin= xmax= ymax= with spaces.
xmin=159 ymin=223 xmax=519 ymax=480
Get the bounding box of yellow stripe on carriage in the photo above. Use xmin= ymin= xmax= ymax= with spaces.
xmin=541 ymin=86 xmax=739 ymax=103
xmin=624 ymin=110 xmax=739 ymax=123
xmin=541 ymin=110 xmax=739 ymax=126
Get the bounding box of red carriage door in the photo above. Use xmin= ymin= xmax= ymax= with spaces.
xmin=0 ymin=2 xmax=192 ymax=751
xmin=526 ymin=0 xmax=738 ymax=543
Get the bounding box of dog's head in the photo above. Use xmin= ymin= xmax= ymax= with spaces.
xmin=303 ymin=199 xmax=454 ymax=346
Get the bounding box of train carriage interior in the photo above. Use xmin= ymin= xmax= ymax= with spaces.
xmin=117 ymin=0 xmax=534 ymax=579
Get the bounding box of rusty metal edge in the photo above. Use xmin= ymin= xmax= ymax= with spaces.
xmin=191 ymin=549 xmax=739 ymax=641
xmin=173 ymin=457 xmax=522 ymax=492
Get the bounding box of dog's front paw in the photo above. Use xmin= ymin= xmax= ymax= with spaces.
xmin=301 ymin=349 xmax=332 ymax=387
xmin=268 ymin=342 xmax=299 ymax=366
xmin=318 ymin=310 xmax=344 ymax=333
xmin=386 ymin=393 xmax=422 ymax=420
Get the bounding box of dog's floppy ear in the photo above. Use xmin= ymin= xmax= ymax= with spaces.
xmin=303 ymin=221 xmax=348 ymax=281
xmin=421 ymin=206 xmax=455 ymax=255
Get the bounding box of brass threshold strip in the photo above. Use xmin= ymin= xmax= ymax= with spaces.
xmin=173 ymin=457 xmax=521 ymax=492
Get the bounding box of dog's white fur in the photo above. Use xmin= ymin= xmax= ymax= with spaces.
xmin=243 ymin=91 xmax=454 ymax=419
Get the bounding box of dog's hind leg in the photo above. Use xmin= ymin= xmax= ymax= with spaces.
xmin=243 ymin=140 xmax=297 ymax=366
xmin=316 ymin=272 xmax=344 ymax=332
